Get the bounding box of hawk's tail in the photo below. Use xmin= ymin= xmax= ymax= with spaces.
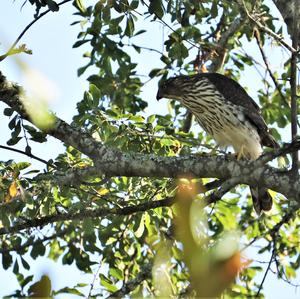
xmin=250 ymin=186 xmax=273 ymax=215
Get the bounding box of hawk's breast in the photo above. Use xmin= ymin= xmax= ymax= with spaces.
xmin=185 ymin=94 xmax=262 ymax=160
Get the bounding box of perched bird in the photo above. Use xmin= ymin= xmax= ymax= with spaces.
xmin=156 ymin=73 xmax=279 ymax=214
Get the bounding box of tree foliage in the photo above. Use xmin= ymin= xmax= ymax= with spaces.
xmin=0 ymin=0 xmax=300 ymax=297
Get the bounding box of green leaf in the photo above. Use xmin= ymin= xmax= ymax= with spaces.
xmin=54 ymin=287 xmax=85 ymax=296
xmin=2 ymin=252 xmax=13 ymax=270
xmin=4 ymin=108 xmax=13 ymax=116
xmin=20 ymin=275 xmax=34 ymax=288
xmin=13 ymin=259 xmax=19 ymax=274
xmin=28 ymin=275 xmax=52 ymax=297
xmin=149 ymin=68 xmax=167 ymax=78
xmin=128 ymin=115 xmax=144 ymax=122
xmin=82 ymin=218 xmax=94 ymax=235
xmin=132 ymin=44 xmax=141 ymax=53
xmin=83 ymin=91 xmax=93 ymax=104
xmin=7 ymin=136 xmax=22 ymax=146
xmin=25 ymin=145 xmax=32 ymax=155
xmin=134 ymin=29 xmax=146 ymax=36
xmin=0 ymin=210 xmax=10 ymax=227
xmin=148 ymin=0 xmax=164 ymax=19
xmin=99 ymin=274 xmax=118 ymax=292
xmin=147 ymin=114 xmax=156 ymax=123
xmin=77 ymin=63 xmax=91 ymax=76
xmin=21 ymin=256 xmax=30 ymax=270
xmin=169 ymin=43 xmax=188 ymax=60
xmin=31 ymin=242 xmax=46 ymax=259
xmin=89 ymin=84 xmax=101 ymax=106
xmin=135 ymin=214 xmax=145 ymax=238
xmin=73 ymin=0 xmax=86 ymax=14
xmin=73 ymin=39 xmax=90 ymax=48
xmin=46 ymin=0 xmax=59 ymax=11
xmin=161 ymin=138 xmax=173 ymax=146
xmin=16 ymin=162 xmax=31 ymax=170
xmin=11 ymin=120 xmax=21 ymax=138
xmin=130 ymin=0 xmax=139 ymax=10
xmin=8 ymin=115 xmax=18 ymax=130
xmin=110 ymin=268 xmax=123 ymax=280
xmin=124 ymin=15 xmax=135 ymax=37
xmin=211 ymin=0 xmax=218 ymax=18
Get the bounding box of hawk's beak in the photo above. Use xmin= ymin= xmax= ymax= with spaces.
xmin=156 ymin=89 xmax=163 ymax=101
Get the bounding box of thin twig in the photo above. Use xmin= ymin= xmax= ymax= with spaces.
xmin=241 ymin=0 xmax=297 ymax=54
xmin=106 ymin=263 xmax=152 ymax=298
xmin=241 ymin=210 xmax=295 ymax=252
xmin=87 ymin=262 xmax=102 ymax=298
xmin=123 ymin=43 xmax=163 ymax=55
xmin=204 ymin=179 xmax=224 ymax=191
xmin=0 ymin=0 xmax=73 ymax=62
xmin=142 ymin=1 xmax=201 ymax=51
xmin=256 ymin=245 xmax=276 ymax=296
xmin=0 ymin=227 xmax=69 ymax=253
xmin=206 ymin=177 xmax=241 ymax=205
xmin=269 ymin=267 xmax=300 ymax=288
xmin=0 ymin=144 xmax=53 ymax=166
xmin=238 ymin=47 xmax=266 ymax=80
xmin=0 ymin=197 xmax=175 ymax=236
xmin=254 ymin=29 xmax=290 ymax=109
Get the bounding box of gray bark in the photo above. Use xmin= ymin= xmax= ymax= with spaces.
xmin=273 ymin=0 xmax=300 ymax=44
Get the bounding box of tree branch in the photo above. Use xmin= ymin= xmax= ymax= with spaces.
xmin=256 ymin=244 xmax=276 ymax=296
xmin=0 ymin=0 xmax=73 ymax=62
xmin=206 ymin=177 xmax=242 ymax=205
xmin=0 ymin=144 xmax=52 ymax=166
xmin=272 ymin=0 xmax=300 ymax=43
xmin=106 ymin=263 xmax=152 ymax=298
xmin=35 ymin=166 xmax=101 ymax=186
xmin=242 ymin=1 xmax=297 ymax=54
xmin=0 ymin=227 xmax=70 ymax=253
xmin=241 ymin=210 xmax=295 ymax=252
xmin=0 ymin=197 xmax=175 ymax=236
xmin=208 ymin=16 xmax=245 ymax=72
xmin=253 ymin=29 xmax=290 ymax=110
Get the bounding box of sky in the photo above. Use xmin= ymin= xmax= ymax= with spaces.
xmin=0 ymin=0 xmax=299 ymax=298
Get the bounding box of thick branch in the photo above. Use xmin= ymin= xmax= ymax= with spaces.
xmin=209 ymin=16 xmax=245 ymax=72
xmin=273 ymin=0 xmax=300 ymax=44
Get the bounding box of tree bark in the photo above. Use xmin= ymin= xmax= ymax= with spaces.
xmin=272 ymin=0 xmax=300 ymax=44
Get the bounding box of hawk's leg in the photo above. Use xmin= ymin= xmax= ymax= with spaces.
xmin=236 ymin=144 xmax=247 ymax=160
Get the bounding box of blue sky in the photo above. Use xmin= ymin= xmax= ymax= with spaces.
xmin=0 ymin=0 xmax=298 ymax=298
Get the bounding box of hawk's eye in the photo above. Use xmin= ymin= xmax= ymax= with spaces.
xmin=161 ymin=81 xmax=167 ymax=89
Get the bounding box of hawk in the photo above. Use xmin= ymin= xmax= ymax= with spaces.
xmin=156 ymin=73 xmax=279 ymax=214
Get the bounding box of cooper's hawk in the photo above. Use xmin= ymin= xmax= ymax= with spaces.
xmin=156 ymin=73 xmax=279 ymax=214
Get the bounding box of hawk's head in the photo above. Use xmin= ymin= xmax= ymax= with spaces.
xmin=156 ymin=75 xmax=193 ymax=101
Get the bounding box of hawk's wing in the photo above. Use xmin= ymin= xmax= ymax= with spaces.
xmin=198 ymin=73 xmax=260 ymax=112
xmin=198 ymin=73 xmax=278 ymax=148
